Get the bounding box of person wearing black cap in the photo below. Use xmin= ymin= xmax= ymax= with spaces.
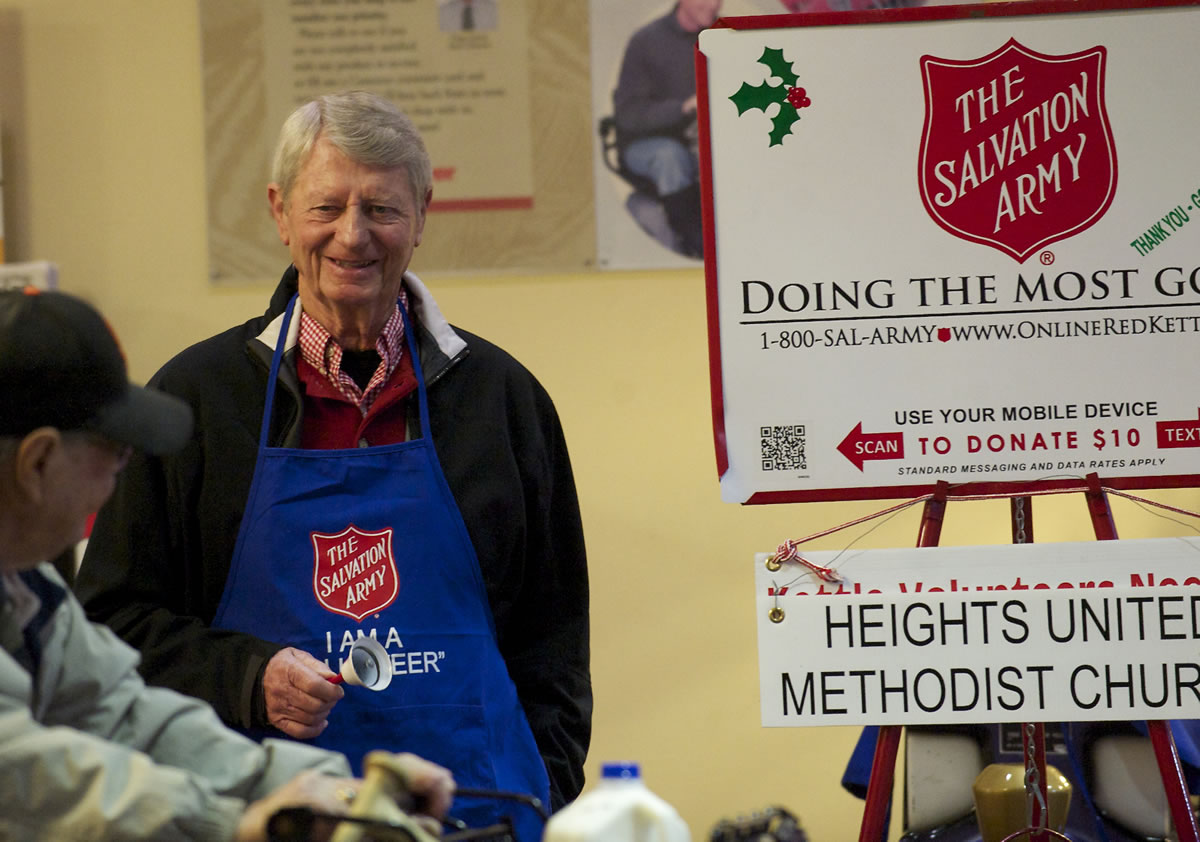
xmin=0 ymin=288 xmax=456 ymax=840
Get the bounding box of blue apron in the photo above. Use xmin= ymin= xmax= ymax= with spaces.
xmin=213 ymin=294 xmax=550 ymax=840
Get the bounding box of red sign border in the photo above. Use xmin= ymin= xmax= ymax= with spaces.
xmin=697 ymin=0 xmax=1200 ymax=504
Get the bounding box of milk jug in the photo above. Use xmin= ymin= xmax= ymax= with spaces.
xmin=542 ymin=762 xmax=691 ymax=842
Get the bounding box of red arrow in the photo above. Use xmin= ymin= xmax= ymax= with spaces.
xmin=1157 ymin=409 xmax=1200 ymax=449
xmin=837 ymin=422 xmax=904 ymax=471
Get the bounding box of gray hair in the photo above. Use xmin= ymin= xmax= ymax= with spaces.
xmin=271 ymin=90 xmax=433 ymax=207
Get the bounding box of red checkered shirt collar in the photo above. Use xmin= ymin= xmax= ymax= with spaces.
xmin=297 ymin=293 xmax=407 ymax=412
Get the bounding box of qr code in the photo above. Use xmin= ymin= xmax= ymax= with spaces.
xmin=761 ymin=425 xmax=806 ymax=471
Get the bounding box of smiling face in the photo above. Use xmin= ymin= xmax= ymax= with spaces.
xmin=268 ymin=135 xmax=430 ymax=347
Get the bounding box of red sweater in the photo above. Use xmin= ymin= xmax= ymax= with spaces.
xmin=296 ymin=352 xmax=418 ymax=449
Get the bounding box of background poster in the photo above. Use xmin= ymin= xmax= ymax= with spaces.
xmin=260 ymin=0 xmax=533 ymax=211
xmin=701 ymin=1 xmax=1200 ymax=502
xmin=201 ymin=0 xmax=593 ymax=281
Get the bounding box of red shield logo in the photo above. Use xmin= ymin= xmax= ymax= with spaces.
xmin=311 ymin=524 xmax=399 ymax=622
xmin=919 ymin=39 xmax=1116 ymax=261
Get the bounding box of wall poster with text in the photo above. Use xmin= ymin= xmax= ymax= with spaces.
xmin=203 ymin=0 xmax=534 ymax=282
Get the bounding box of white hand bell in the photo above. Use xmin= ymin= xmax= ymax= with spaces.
xmin=327 ymin=635 xmax=393 ymax=691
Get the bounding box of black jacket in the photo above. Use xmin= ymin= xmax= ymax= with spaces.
xmin=75 ymin=268 xmax=591 ymax=807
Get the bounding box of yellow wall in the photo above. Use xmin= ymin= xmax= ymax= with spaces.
xmin=4 ymin=3 xmax=1199 ymax=839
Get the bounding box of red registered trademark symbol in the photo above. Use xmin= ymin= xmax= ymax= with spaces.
xmin=1039 ymin=251 xmax=1055 ymax=265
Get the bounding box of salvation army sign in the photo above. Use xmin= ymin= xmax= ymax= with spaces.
xmin=698 ymin=0 xmax=1200 ymax=503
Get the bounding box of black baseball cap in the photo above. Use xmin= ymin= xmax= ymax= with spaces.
xmin=0 ymin=288 xmax=193 ymax=454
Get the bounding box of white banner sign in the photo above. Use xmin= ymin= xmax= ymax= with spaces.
xmin=699 ymin=1 xmax=1200 ymax=503
xmin=756 ymin=537 xmax=1200 ymax=725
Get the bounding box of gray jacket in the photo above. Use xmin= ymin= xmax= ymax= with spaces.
xmin=0 ymin=565 xmax=350 ymax=841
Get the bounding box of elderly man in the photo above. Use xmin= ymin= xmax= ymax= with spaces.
xmin=0 ymin=288 xmax=455 ymax=840
xmin=76 ymin=90 xmax=590 ymax=840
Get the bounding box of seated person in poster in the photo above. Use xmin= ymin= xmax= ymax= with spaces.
xmin=612 ymin=0 xmax=721 ymax=258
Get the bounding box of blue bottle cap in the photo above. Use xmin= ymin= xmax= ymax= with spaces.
xmin=601 ymin=762 xmax=641 ymax=780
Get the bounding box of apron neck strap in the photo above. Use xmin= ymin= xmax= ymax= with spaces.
xmin=259 ymin=293 xmax=432 ymax=448
xmin=258 ymin=294 xmax=297 ymax=448
xmin=396 ymin=294 xmax=433 ymax=437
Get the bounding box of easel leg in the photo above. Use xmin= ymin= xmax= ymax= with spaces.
xmin=858 ymin=726 xmax=902 ymax=842
xmin=858 ymin=482 xmax=950 ymax=842
xmin=916 ymin=480 xmax=949 ymax=548
xmin=1084 ymin=473 xmax=1199 ymax=842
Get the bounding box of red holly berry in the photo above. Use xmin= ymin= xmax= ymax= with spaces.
xmin=785 ymin=86 xmax=812 ymax=110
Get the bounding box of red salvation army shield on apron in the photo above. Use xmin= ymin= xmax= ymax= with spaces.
xmin=311 ymin=524 xmax=400 ymax=622
xmin=918 ymin=38 xmax=1117 ymax=262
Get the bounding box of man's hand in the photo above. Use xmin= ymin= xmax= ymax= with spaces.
xmin=682 ymin=94 xmax=698 ymax=115
xmin=263 ymin=647 xmax=344 ymax=738
xmin=235 ymin=755 xmax=455 ymax=842
xmin=356 ymin=752 xmax=457 ymax=839
xmin=235 ymin=769 xmax=358 ymax=842
xmin=388 ymin=752 xmax=456 ymax=821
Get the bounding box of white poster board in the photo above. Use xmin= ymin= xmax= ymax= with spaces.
xmin=756 ymin=536 xmax=1200 ymax=725
xmin=699 ymin=0 xmax=1200 ymax=503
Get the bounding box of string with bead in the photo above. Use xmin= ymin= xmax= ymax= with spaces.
xmin=761 ymin=477 xmax=1200 ymax=624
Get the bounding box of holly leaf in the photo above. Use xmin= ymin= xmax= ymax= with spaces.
xmin=730 ymin=80 xmax=786 ymax=115
xmin=758 ymin=46 xmax=799 ymax=88
xmin=730 ymin=45 xmax=806 ymax=147
xmin=769 ymin=106 xmax=801 ymax=147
